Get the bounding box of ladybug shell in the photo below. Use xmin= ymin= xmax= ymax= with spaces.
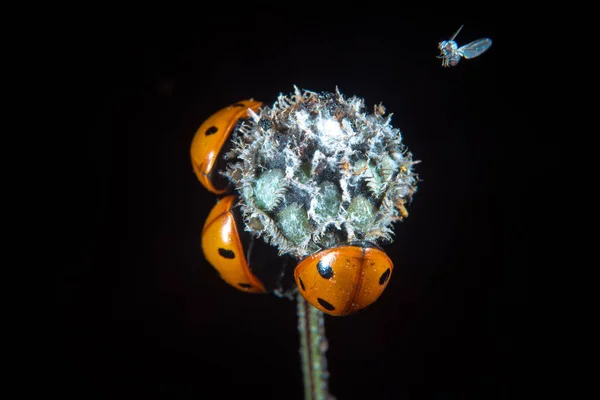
xmin=294 ymin=245 xmax=393 ymax=316
xmin=190 ymin=100 xmax=262 ymax=194
xmin=201 ymin=195 xmax=265 ymax=293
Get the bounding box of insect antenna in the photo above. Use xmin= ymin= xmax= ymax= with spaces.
xmin=449 ymin=24 xmax=464 ymax=41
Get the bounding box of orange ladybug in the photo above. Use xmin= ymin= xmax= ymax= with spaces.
xmin=190 ymin=100 xmax=262 ymax=194
xmin=202 ymin=195 xmax=266 ymax=293
xmin=202 ymin=194 xmax=296 ymax=296
xmin=294 ymin=243 xmax=394 ymax=316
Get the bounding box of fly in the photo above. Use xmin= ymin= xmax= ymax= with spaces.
xmin=437 ymin=25 xmax=492 ymax=67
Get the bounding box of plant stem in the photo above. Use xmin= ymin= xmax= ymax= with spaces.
xmin=297 ymin=292 xmax=335 ymax=400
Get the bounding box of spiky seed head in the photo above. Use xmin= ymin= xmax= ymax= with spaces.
xmin=225 ymin=86 xmax=419 ymax=259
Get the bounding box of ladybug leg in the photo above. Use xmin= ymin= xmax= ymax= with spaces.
xmin=273 ymin=255 xmax=298 ymax=300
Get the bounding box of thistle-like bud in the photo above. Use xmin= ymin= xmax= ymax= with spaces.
xmin=225 ymin=86 xmax=418 ymax=259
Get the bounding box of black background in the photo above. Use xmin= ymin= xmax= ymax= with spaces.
xmin=55 ymin=11 xmax=533 ymax=400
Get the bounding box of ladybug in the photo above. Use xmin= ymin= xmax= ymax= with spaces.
xmin=202 ymin=194 xmax=296 ymax=296
xmin=294 ymin=243 xmax=394 ymax=316
xmin=190 ymin=100 xmax=263 ymax=194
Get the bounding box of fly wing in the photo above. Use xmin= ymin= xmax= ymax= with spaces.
xmin=459 ymin=38 xmax=492 ymax=59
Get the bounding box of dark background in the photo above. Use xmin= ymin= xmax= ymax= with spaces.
xmin=55 ymin=11 xmax=533 ymax=400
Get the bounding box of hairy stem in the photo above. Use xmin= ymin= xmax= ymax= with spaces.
xmin=297 ymin=292 xmax=335 ymax=400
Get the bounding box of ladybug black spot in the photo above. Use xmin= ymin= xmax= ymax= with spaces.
xmin=238 ymin=283 xmax=253 ymax=289
xmin=218 ymin=248 xmax=235 ymax=259
xmin=317 ymin=298 xmax=335 ymax=311
xmin=205 ymin=126 xmax=218 ymax=136
xmin=379 ymin=268 xmax=391 ymax=285
xmin=317 ymin=261 xmax=334 ymax=279
xmin=299 ymin=277 xmax=306 ymax=291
